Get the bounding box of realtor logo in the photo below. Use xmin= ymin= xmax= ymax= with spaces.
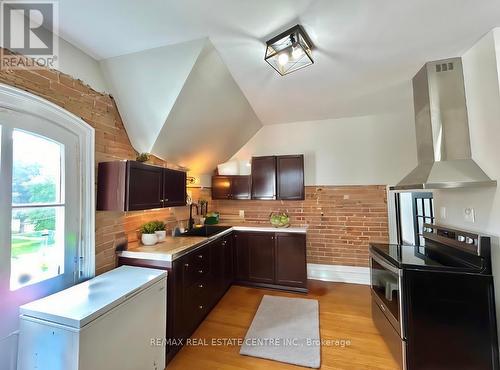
xmin=0 ymin=1 xmax=59 ymax=69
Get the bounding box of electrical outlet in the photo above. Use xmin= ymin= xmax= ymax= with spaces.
xmin=239 ymin=210 xmax=245 ymax=219
xmin=464 ymin=208 xmax=475 ymax=223
xmin=440 ymin=207 xmax=447 ymax=219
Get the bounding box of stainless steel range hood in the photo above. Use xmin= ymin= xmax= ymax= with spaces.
xmin=392 ymin=58 xmax=497 ymax=190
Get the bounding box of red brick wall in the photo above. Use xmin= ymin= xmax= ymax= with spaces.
xmin=0 ymin=49 xmax=187 ymax=274
xmin=211 ymin=186 xmax=389 ymax=267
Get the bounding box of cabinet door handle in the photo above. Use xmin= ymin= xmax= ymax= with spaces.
xmin=184 ymin=263 xmax=189 ymax=268
xmin=165 ymin=198 xmax=169 ymax=202
xmin=198 ymin=284 xmax=204 ymax=288
xmin=198 ymin=270 xmax=204 ymax=274
xmin=222 ymin=241 xmax=227 ymax=246
xmin=198 ymin=305 xmax=204 ymax=310
xmin=197 ymin=254 xmax=203 ymax=259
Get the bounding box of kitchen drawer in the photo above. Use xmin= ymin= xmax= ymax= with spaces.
xmin=183 ymin=252 xmax=210 ymax=287
xmin=187 ymin=275 xmax=213 ymax=305
xmin=188 ymin=247 xmax=210 ymax=269
xmin=184 ymin=278 xmax=212 ymax=327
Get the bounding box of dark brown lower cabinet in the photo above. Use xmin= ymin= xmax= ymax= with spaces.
xmin=247 ymin=233 xmax=275 ymax=284
xmin=234 ymin=232 xmax=249 ymax=281
xmin=118 ymin=230 xmax=307 ymax=365
xmin=234 ymin=231 xmax=307 ymax=292
xmin=275 ymin=233 xmax=307 ymax=287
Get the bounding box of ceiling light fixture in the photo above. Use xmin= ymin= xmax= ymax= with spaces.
xmin=265 ymin=25 xmax=314 ymax=76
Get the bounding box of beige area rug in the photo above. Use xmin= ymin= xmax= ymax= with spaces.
xmin=240 ymin=295 xmax=321 ymax=368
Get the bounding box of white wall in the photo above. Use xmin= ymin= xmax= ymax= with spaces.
xmin=231 ymin=96 xmax=417 ymax=186
xmin=58 ymin=37 xmax=108 ymax=92
xmin=433 ymin=29 xmax=500 ymax=341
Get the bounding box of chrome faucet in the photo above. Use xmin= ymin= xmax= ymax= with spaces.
xmin=188 ymin=203 xmax=199 ymax=230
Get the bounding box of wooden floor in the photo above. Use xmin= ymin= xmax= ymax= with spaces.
xmin=167 ymin=280 xmax=399 ymax=370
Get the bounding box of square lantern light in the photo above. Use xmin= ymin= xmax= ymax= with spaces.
xmin=265 ymin=25 xmax=314 ymax=76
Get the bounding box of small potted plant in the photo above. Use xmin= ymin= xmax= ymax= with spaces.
xmin=136 ymin=152 xmax=151 ymax=163
xmin=153 ymin=220 xmax=167 ymax=241
xmin=140 ymin=221 xmax=158 ymax=246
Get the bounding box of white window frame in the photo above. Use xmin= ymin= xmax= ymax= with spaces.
xmin=0 ymin=83 xmax=95 ymax=282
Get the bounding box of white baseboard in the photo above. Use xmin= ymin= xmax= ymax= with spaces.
xmin=307 ymin=264 xmax=370 ymax=285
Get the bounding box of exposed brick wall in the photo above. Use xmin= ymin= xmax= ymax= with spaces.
xmin=0 ymin=49 xmax=189 ymax=275
xmin=211 ymin=186 xmax=389 ymax=267
xmin=0 ymin=49 xmax=389 ymax=272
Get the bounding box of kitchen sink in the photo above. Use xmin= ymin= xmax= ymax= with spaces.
xmin=180 ymin=225 xmax=231 ymax=237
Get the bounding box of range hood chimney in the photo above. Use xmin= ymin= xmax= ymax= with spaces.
xmin=392 ymin=57 xmax=497 ymax=190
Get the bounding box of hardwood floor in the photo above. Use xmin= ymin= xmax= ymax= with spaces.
xmin=167 ymin=280 xmax=399 ymax=370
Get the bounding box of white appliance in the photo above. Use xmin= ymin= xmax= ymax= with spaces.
xmin=17 ymin=266 xmax=167 ymax=370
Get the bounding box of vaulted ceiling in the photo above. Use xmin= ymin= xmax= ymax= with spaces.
xmin=56 ymin=0 xmax=500 ymax=173
xmin=100 ymin=39 xmax=261 ymax=174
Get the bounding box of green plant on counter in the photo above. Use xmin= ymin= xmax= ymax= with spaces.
xmin=152 ymin=220 xmax=166 ymax=231
xmin=136 ymin=152 xmax=151 ymax=162
xmin=270 ymin=211 xmax=290 ymax=228
xmin=139 ymin=221 xmax=157 ymax=234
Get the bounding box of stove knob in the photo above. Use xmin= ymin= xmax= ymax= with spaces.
xmin=458 ymin=235 xmax=466 ymax=242
xmin=465 ymin=237 xmax=474 ymax=245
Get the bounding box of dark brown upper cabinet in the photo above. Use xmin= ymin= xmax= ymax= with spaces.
xmin=163 ymin=168 xmax=187 ymax=207
xmin=250 ymin=155 xmax=304 ymax=200
xmin=212 ymin=175 xmax=251 ymax=200
xmin=251 ymin=156 xmax=277 ymax=200
xmin=277 ymin=155 xmax=305 ymax=200
xmin=97 ymin=161 xmax=186 ymax=211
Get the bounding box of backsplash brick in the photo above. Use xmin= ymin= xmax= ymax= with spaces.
xmin=210 ymin=185 xmax=389 ymax=267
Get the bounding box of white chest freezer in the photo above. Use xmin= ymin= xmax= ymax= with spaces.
xmin=17 ymin=266 xmax=167 ymax=370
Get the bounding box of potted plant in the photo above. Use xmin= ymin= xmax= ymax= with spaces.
xmin=136 ymin=152 xmax=151 ymax=162
xmin=140 ymin=221 xmax=158 ymax=246
xmin=153 ymin=220 xmax=167 ymax=241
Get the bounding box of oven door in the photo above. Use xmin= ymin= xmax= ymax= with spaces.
xmin=370 ymin=251 xmax=403 ymax=336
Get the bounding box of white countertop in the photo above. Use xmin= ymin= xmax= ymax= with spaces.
xmin=118 ymin=225 xmax=307 ymax=262
xmin=19 ymin=266 xmax=167 ymax=329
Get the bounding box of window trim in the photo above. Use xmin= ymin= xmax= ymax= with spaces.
xmin=0 ymin=83 xmax=95 ymax=281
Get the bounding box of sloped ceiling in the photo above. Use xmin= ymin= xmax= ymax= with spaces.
xmin=101 ymin=39 xmax=261 ymax=174
xmin=100 ymin=39 xmax=205 ymax=152
xmin=151 ymin=41 xmax=262 ymax=175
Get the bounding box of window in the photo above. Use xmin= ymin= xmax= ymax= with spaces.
xmin=10 ymin=130 xmax=66 ymax=290
xmin=395 ymin=192 xmax=434 ymax=246
xmin=0 ymin=84 xmax=95 ymax=298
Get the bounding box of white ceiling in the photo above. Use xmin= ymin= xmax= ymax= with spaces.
xmin=100 ymin=39 xmax=205 ymax=152
xmin=58 ymin=0 xmax=500 ymax=125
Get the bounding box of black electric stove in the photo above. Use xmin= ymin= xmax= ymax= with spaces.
xmin=369 ymin=224 xmax=499 ymax=370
